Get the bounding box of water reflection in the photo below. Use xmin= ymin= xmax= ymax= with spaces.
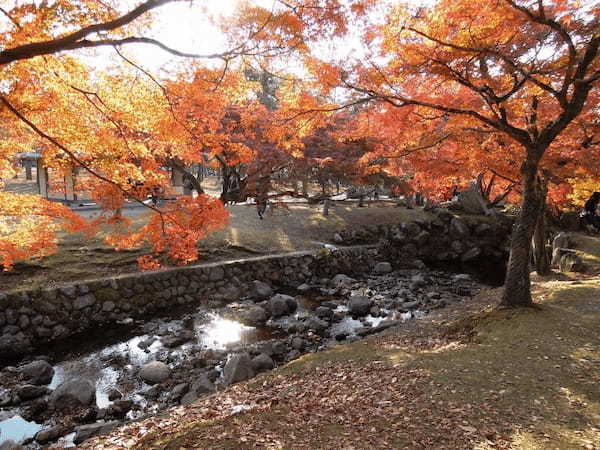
xmin=95 ymin=366 xmax=120 ymax=409
xmin=200 ymin=315 xmax=254 ymax=349
xmin=0 ymin=415 xmax=42 ymax=444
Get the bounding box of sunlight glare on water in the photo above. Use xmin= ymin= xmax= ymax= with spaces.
xmin=202 ymin=315 xmax=253 ymax=349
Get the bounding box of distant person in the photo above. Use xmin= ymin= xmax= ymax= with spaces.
xmin=256 ymin=196 xmax=268 ymax=219
xmin=582 ymin=192 xmax=600 ymax=231
xmin=255 ymin=175 xmax=270 ymax=219
xmin=451 ymin=185 xmax=460 ymax=201
xmin=150 ymin=186 xmax=163 ymax=206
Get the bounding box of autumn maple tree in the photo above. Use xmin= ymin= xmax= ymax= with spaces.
xmin=0 ymin=0 xmax=298 ymax=270
xmin=2 ymin=0 xmax=600 ymax=311
xmin=245 ymin=0 xmax=600 ymax=307
xmin=353 ymin=0 xmax=600 ymax=307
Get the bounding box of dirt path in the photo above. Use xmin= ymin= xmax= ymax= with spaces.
xmin=78 ymin=233 xmax=600 ymax=450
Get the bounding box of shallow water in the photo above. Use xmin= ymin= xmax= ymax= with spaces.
xmin=44 ymin=313 xmax=268 ymax=415
xmin=200 ymin=314 xmax=268 ymax=349
xmin=0 ymin=414 xmax=42 ymax=443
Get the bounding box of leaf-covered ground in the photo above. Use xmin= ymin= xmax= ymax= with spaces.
xmin=79 ymin=233 xmax=600 ymax=450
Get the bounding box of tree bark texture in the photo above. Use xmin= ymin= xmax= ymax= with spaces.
xmin=532 ymin=179 xmax=551 ymax=276
xmin=501 ymin=163 xmax=545 ymax=307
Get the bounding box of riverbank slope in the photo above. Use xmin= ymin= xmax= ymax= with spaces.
xmin=81 ymin=233 xmax=600 ymax=449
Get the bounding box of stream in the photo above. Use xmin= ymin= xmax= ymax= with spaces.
xmin=0 ymin=266 xmax=487 ymax=448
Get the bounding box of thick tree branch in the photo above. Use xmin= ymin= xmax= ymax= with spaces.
xmin=406 ymin=26 xmax=564 ymax=106
xmin=344 ymin=80 xmax=533 ymax=147
xmin=504 ymin=0 xmax=577 ymax=84
xmin=0 ymin=0 xmax=177 ymax=66
xmin=538 ymin=37 xmax=600 ymax=149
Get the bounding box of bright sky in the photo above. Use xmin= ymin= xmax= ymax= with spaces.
xmin=114 ymin=0 xmax=387 ymax=73
xmin=128 ymin=0 xmax=435 ymax=72
xmin=1 ymin=0 xmax=431 ymax=76
xmin=124 ymin=0 xmax=275 ymax=72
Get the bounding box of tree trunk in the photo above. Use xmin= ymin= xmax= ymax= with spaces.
xmin=500 ymin=162 xmax=545 ymax=307
xmin=532 ymin=181 xmax=551 ymax=276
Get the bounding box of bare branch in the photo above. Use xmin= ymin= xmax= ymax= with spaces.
xmin=406 ymin=26 xmax=564 ymax=105
xmin=0 ymin=6 xmax=21 ymax=30
xmin=383 ymin=133 xmax=453 ymax=158
xmin=504 ymin=0 xmax=577 ymax=88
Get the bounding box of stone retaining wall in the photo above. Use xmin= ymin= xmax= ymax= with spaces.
xmin=0 ymin=210 xmax=513 ymax=362
xmin=0 ymin=247 xmax=378 ymax=361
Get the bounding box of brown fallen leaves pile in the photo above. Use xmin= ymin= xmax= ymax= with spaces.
xmin=79 ymin=282 xmax=600 ymax=450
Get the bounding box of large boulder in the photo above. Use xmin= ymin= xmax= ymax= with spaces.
xmin=331 ymin=274 xmax=356 ymax=288
xmin=291 ymin=337 xmax=307 ymax=351
xmin=304 ymin=317 xmax=329 ymax=335
xmin=0 ymin=333 xmax=32 ymax=360
xmin=168 ymin=383 xmax=189 ymax=402
xmin=373 ymin=262 xmax=393 ymax=274
xmin=17 ymin=384 xmax=49 ymax=401
xmin=251 ymin=281 xmax=273 ymax=300
xmin=180 ymin=391 xmax=198 ymax=405
xmin=453 ymin=183 xmax=490 ymax=215
xmin=139 ymin=361 xmax=170 ymax=385
xmin=315 ymin=306 xmax=333 ymax=320
xmin=240 ymin=306 xmax=269 ymax=327
xmin=268 ymin=294 xmax=297 ymax=318
xmin=251 ymin=353 xmax=275 ymax=373
xmin=106 ymin=400 xmax=133 ymax=419
xmin=192 ymin=374 xmax=216 ymax=395
xmin=223 ymin=353 xmax=255 ymax=385
xmin=348 ymin=296 xmax=372 ymax=317
xmin=49 ymin=378 xmax=96 ymax=410
xmin=73 ymin=421 xmax=120 ymax=445
xmin=35 ymin=425 xmax=66 ymax=444
xmin=18 ymin=360 xmax=54 ymax=385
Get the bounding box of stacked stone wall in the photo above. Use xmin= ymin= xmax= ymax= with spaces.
xmin=0 ymin=211 xmax=512 ymax=361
